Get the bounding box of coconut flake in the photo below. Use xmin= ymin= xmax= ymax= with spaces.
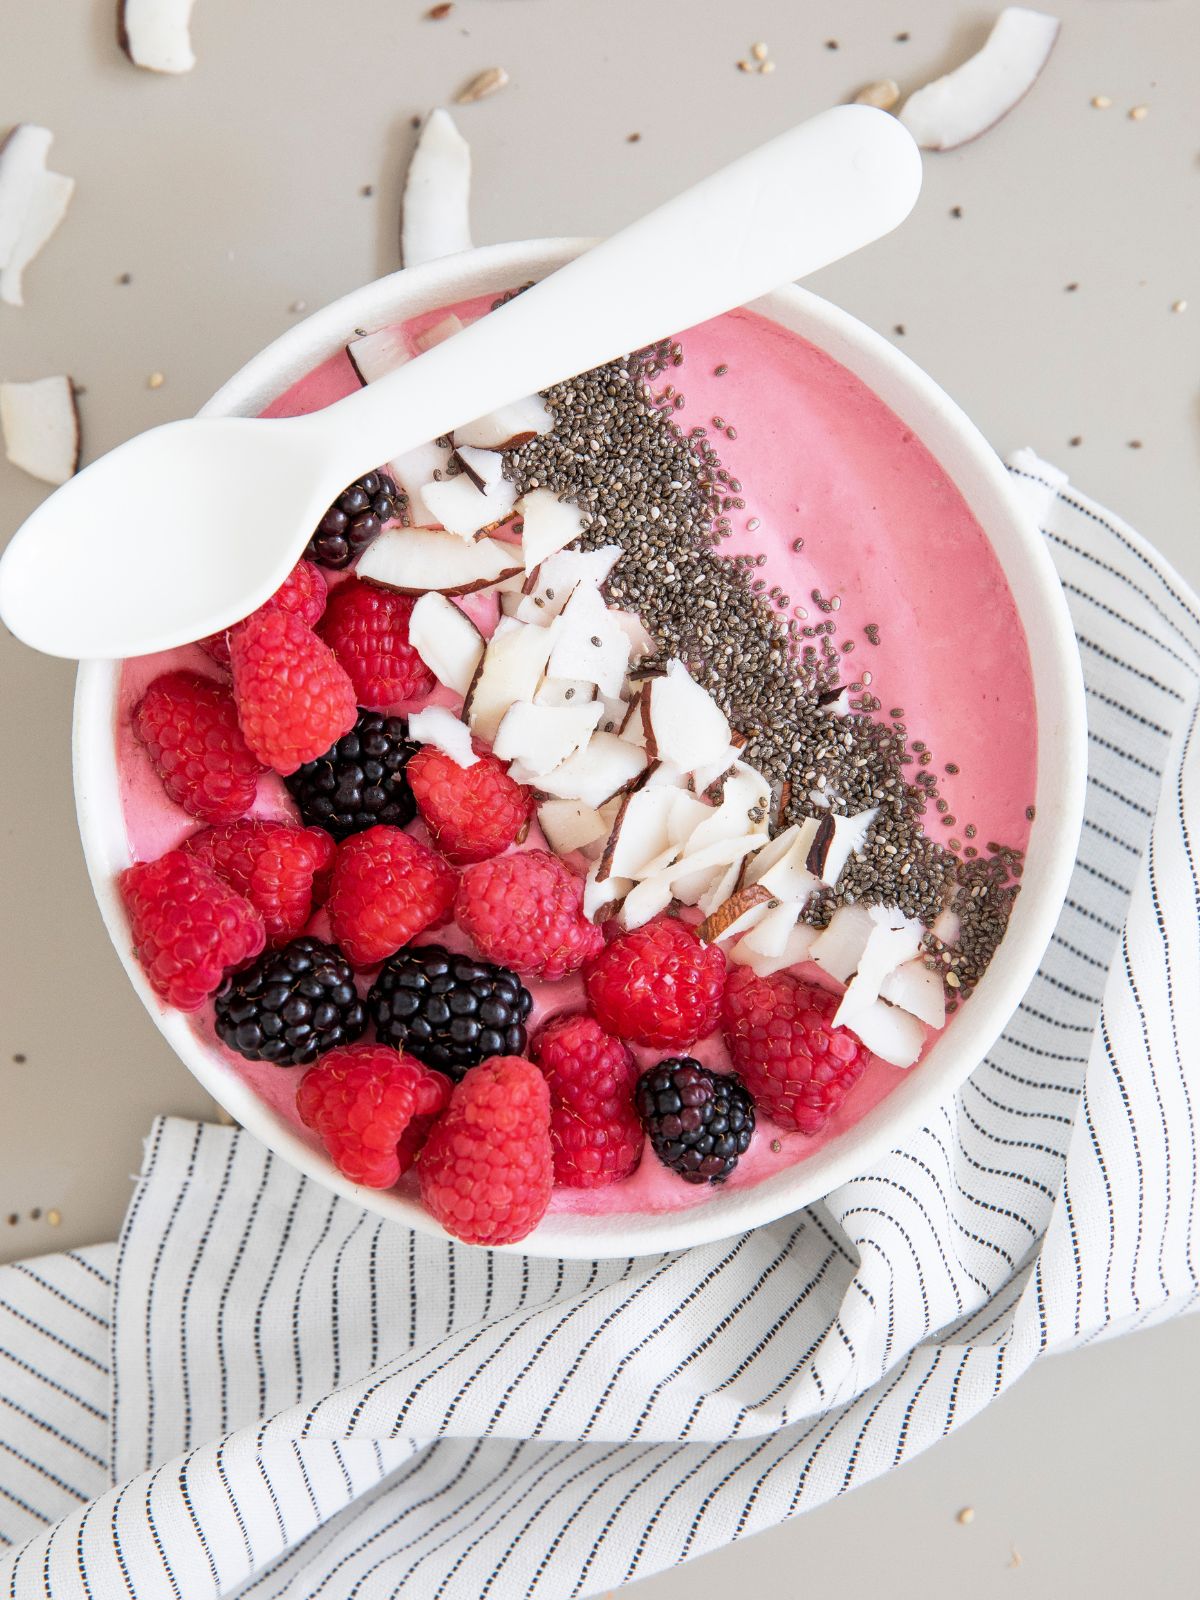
xmin=1 ymin=169 xmax=74 ymax=308
xmin=463 ymin=618 xmax=559 ymax=744
xmin=642 ymin=660 xmax=732 ymax=771
xmin=388 ymin=440 xmax=452 ymax=527
xmin=879 ymin=960 xmax=947 ymax=1029
xmin=454 ymin=394 xmax=553 ymax=451
xmin=420 ymin=470 xmax=517 ymax=539
xmin=898 ymin=7 xmax=1061 ymax=151
xmin=597 ymin=787 xmax=679 ymax=881
xmin=515 ymin=545 xmax=622 ymax=625
xmin=518 ymin=488 xmax=585 ymax=572
xmin=0 ymin=126 xmax=72 ymax=305
xmin=413 ymin=313 xmax=465 ymax=354
xmin=493 ymin=699 xmax=603 ymax=775
xmin=118 ymin=0 xmax=198 ymax=75
xmin=729 ymin=920 xmax=819 ymax=978
xmin=401 ymin=108 xmax=472 ymax=268
xmin=0 ymin=376 xmax=80 ymax=486
xmin=808 ymin=903 xmax=877 ymax=983
xmin=357 ymin=526 xmax=522 ymax=597
xmin=545 ymin=581 xmax=632 ymax=699
xmin=533 ymin=733 xmax=648 ymax=808
xmin=407 ymin=590 xmax=484 ymax=695
xmin=407 ymin=705 xmax=478 ymax=768
xmin=846 ymin=1000 xmax=927 ymax=1068
xmin=538 ymin=799 xmax=605 ymax=857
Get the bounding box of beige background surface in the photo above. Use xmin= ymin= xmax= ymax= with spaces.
xmin=1 ymin=2 xmax=1197 ymax=1595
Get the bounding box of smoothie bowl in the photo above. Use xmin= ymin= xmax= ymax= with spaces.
xmin=74 ymin=239 xmax=1086 ymax=1257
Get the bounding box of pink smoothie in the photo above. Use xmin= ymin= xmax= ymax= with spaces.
xmin=115 ymin=296 xmax=1036 ymax=1219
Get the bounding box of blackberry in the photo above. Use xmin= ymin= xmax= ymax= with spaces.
xmin=368 ymin=945 xmax=533 ymax=1081
xmin=305 ymin=470 xmax=401 ymax=569
xmin=635 ymin=1059 xmax=755 ymax=1184
xmin=284 ymin=709 xmax=417 ymax=841
xmin=214 ymin=936 xmax=366 ymax=1065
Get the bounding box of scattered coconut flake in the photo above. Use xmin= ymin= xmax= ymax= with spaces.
xmin=538 ymin=798 xmax=605 ymax=856
xmin=518 ymin=488 xmax=586 ymax=572
xmin=697 ymin=883 xmax=775 ymax=946
xmin=0 ymin=169 xmax=74 ymax=307
xmin=515 ymin=544 xmax=622 ymax=625
xmin=389 ymin=439 xmax=453 ymax=526
xmin=464 ymin=618 xmax=559 ymax=744
xmin=879 ymin=960 xmax=947 ymax=1029
xmin=642 ymin=659 xmax=732 ymax=771
xmin=493 ymin=699 xmax=603 ymax=775
xmin=617 ymin=871 xmax=677 ymax=931
xmin=898 ymin=7 xmax=1061 ymax=151
xmin=0 ymin=376 xmax=81 ymax=486
xmin=545 ymin=581 xmax=632 ymax=699
xmin=809 ymin=903 xmax=877 ymax=983
xmin=407 ymin=705 xmax=477 ymax=768
xmin=533 ymin=732 xmax=648 ymax=809
xmin=357 ymin=526 xmax=522 ymax=597
xmin=454 ymin=67 xmax=509 ymax=105
xmin=402 ymin=109 xmax=472 ymax=269
xmin=729 ymin=919 xmax=818 ymax=978
xmin=407 ymin=590 xmax=484 ymax=695
xmin=413 ymin=313 xmax=465 ymax=353
xmin=0 ymin=126 xmax=73 ymax=306
xmin=421 ymin=469 xmax=517 ymax=539
xmin=848 ymin=999 xmax=927 ymax=1068
xmin=735 ymin=899 xmax=799 ymax=959
xmin=455 ymin=394 xmax=553 ymax=451
xmin=346 ymin=326 xmax=408 ymax=385
xmin=598 ymin=786 xmax=679 ymax=881
xmin=118 ymin=0 xmax=198 ymax=75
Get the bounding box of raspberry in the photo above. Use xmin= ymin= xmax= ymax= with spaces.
xmin=407 ymin=746 xmax=532 ymax=866
xmin=305 ymin=471 xmax=401 ymax=570
xmin=327 ymin=825 xmax=457 ymax=968
xmin=319 ymin=578 xmax=435 ymax=708
xmin=368 ymin=945 xmax=532 ymax=1080
xmin=454 ymin=851 xmax=604 ymax=980
xmin=215 ymin=935 xmax=366 ymax=1064
xmin=132 ymin=670 xmax=265 ymax=824
xmin=199 ymin=560 xmax=327 ymax=668
xmin=297 ymin=1044 xmax=449 ymax=1187
xmin=417 ymin=1056 xmax=553 ymax=1245
xmin=229 ymin=609 xmax=358 ymax=776
xmin=532 ymin=1013 xmax=642 ymax=1188
xmin=183 ymin=819 xmax=335 ymax=946
xmin=584 ymin=918 xmax=726 ymax=1050
xmin=721 ymin=968 xmax=871 ymax=1134
xmin=636 ymin=1059 xmax=755 ymax=1184
xmin=119 ymin=851 xmax=265 ymax=1012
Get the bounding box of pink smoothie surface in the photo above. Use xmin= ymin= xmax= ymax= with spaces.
xmin=114 ymin=295 xmax=1036 ymax=1220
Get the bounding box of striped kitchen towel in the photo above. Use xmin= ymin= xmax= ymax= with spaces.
xmin=0 ymin=454 xmax=1196 ymax=1597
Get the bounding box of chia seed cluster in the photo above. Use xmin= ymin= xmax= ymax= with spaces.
xmin=506 ymin=339 xmax=1025 ymax=999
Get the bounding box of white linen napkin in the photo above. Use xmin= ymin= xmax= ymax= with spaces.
xmin=1 ymin=453 xmax=1197 ymax=1598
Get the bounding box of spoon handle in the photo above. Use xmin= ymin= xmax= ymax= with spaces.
xmin=311 ymin=105 xmax=922 ymax=477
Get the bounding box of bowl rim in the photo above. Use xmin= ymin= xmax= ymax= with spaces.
xmin=74 ymin=237 xmax=1087 ymax=1257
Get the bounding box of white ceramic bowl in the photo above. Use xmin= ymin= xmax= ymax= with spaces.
xmin=74 ymin=239 xmax=1087 ymax=1257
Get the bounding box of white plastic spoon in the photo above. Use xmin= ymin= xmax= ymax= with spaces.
xmin=0 ymin=106 xmax=921 ymax=659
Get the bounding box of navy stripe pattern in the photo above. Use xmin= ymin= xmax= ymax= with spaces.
xmin=2 ymin=454 xmax=1198 ymax=1597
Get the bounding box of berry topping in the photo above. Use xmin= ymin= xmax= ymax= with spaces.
xmin=721 ymin=968 xmax=871 ymax=1134
xmin=318 ymin=577 xmax=435 ymax=707
xmin=454 ymin=850 xmax=604 ymax=980
xmin=407 ymin=745 xmax=532 ymax=866
xmin=417 ymin=1056 xmax=553 ymax=1246
xmin=182 ymin=818 xmax=335 ymax=947
xmin=635 ymin=1059 xmax=755 ymax=1184
xmin=119 ymin=851 xmax=265 ymax=1013
xmin=326 ymin=825 xmax=458 ymax=969
xmin=198 ymin=559 xmax=327 ymax=668
xmin=368 ymin=945 xmax=532 ymax=1081
xmin=532 ymin=1012 xmax=642 ymax=1188
xmin=132 ymin=670 xmax=265 ymax=824
xmin=213 ymin=934 xmax=366 ymax=1065
xmin=305 ymin=470 xmax=401 ymax=570
xmin=283 ymin=709 xmax=418 ymax=842
xmin=297 ymin=1044 xmax=450 ymax=1187
xmin=229 ymin=610 xmax=358 ymax=776
xmin=584 ymin=918 xmax=726 ymax=1050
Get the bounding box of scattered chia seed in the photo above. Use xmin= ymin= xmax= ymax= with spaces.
xmin=1026 ymin=804 xmax=1036 ymax=821
xmin=864 ymin=623 xmax=881 ymax=645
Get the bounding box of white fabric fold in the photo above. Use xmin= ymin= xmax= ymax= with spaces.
xmin=1 ymin=455 xmax=1197 ymax=1597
